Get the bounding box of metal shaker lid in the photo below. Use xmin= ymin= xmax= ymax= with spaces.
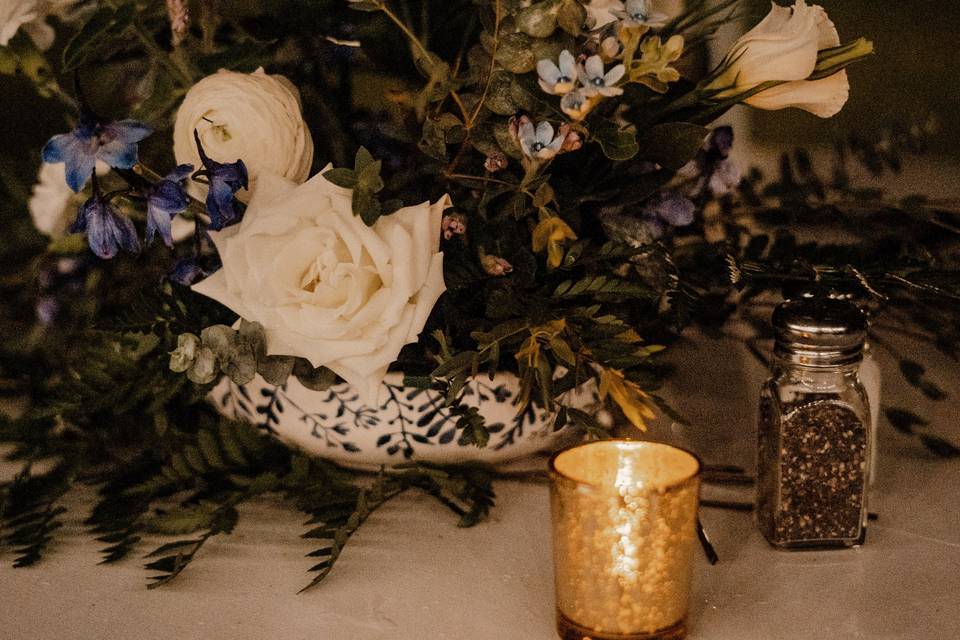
xmin=773 ymin=297 xmax=867 ymax=365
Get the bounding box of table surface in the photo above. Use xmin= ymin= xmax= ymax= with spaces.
xmin=2 ymin=332 xmax=959 ymax=640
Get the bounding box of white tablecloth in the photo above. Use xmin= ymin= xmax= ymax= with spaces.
xmin=3 ymin=332 xmax=959 ymax=640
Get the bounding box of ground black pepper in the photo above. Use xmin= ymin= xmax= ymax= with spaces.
xmin=771 ymin=401 xmax=867 ymax=544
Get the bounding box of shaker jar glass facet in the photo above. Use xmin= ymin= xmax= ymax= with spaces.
xmin=756 ymin=298 xmax=872 ymax=549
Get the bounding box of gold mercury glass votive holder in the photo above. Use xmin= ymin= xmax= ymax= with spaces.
xmin=549 ymin=440 xmax=702 ymax=640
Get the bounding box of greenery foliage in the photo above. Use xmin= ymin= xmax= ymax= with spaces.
xmin=0 ymin=0 xmax=957 ymax=589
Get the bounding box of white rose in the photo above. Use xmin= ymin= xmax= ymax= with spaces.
xmin=173 ymin=68 xmax=313 ymax=205
xmin=1 ymin=0 xmax=84 ymax=50
xmin=28 ymin=161 xmax=107 ymax=237
xmin=0 ymin=0 xmax=38 ymax=47
xmin=192 ymin=169 xmax=449 ymax=403
xmin=710 ymin=0 xmax=849 ymax=118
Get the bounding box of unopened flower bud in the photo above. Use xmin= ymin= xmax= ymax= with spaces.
xmin=441 ymin=213 xmax=467 ymax=240
xmin=558 ymin=124 xmax=583 ymax=153
xmin=166 ymin=0 xmax=190 ymax=46
xmin=484 ymin=152 xmax=508 ymax=173
xmin=480 ymin=254 xmax=514 ymax=277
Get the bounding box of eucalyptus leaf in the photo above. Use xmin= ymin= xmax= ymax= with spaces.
xmin=293 ymin=361 xmax=338 ymax=391
xmin=322 ymin=167 xmax=358 ymax=188
xmin=258 ymin=356 xmax=295 ymax=386
xmin=591 ymin=119 xmax=640 ymax=161
xmin=419 ymin=117 xmax=448 ymax=161
xmin=356 ymin=159 xmax=384 ymax=193
xmin=484 ymin=71 xmax=518 ymax=116
xmin=495 ymin=33 xmax=537 ymax=74
xmin=556 ymin=0 xmax=586 ymax=35
xmin=353 ymin=190 xmax=382 ymax=226
xmin=516 ymin=0 xmax=560 ymax=38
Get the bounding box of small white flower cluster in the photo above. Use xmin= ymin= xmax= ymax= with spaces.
xmin=537 ymin=50 xmax=625 ymax=122
xmin=510 ymin=116 xmax=582 ymax=163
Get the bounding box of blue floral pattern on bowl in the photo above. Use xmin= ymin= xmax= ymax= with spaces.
xmin=211 ymin=372 xmax=598 ymax=467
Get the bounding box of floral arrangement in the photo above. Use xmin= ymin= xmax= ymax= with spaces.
xmin=1 ymin=0 xmax=957 ymax=589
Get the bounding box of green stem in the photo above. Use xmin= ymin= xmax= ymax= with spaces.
xmin=376 ymin=1 xmax=433 ymax=66
xmin=105 ymin=0 xmax=193 ymax=88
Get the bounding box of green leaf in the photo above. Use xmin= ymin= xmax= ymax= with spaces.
xmin=548 ymin=337 xmax=577 ymax=367
xmin=353 ymin=189 xmax=382 ymax=226
xmin=635 ymin=122 xmax=709 ymax=171
xmin=356 ymin=159 xmax=384 ymax=193
xmin=419 ymin=117 xmax=448 ymax=161
xmin=293 ymin=361 xmax=337 ymax=391
xmin=509 ymin=75 xmax=564 ymax=119
xmin=322 ymin=167 xmax=358 ymax=188
xmin=495 ymin=33 xmax=537 ymax=74
xmin=553 ymin=275 xmax=655 ymax=299
xmin=516 ymin=0 xmax=561 ymax=38
xmin=354 ymin=146 xmax=376 ymax=173
xmin=144 ymin=503 xmax=217 ymax=535
xmin=484 ymin=70 xmax=518 ymax=116
xmin=258 ymin=355 xmax=295 ymax=386
xmin=381 ymin=198 xmax=404 ymax=215
xmin=616 ymin=169 xmax=673 ymax=206
xmin=591 ymin=119 xmax=639 ymax=161
xmin=62 ymin=5 xmax=136 ymax=72
xmin=556 ymin=0 xmax=587 ymax=35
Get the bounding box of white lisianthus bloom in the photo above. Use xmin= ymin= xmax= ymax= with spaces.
xmin=710 ymin=0 xmax=849 ymax=118
xmin=173 ymin=68 xmax=314 ymax=204
xmin=192 ymin=169 xmax=449 ymax=404
xmin=28 ymin=161 xmax=107 ymax=237
xmin=1 ymin=0 xmax=84 ymax=50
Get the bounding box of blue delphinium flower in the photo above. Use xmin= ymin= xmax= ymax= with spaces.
xmin=193 ymin=130 xmax=248 ymax=230
xmin=169 ymin=259 xmax=208 ymax=286
xmin=71 ymin=174 xmax=140 ymax=259
xmin=42 ymin=110 xmax=152 ymax=192
xmin=146 ymin=164 xmax=194 ymax=247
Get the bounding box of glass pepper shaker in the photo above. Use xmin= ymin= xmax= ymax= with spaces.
xmin=781 ymin=283 xmax=882 ymax=487
xmin=756 ymin=297 xmax=872 ymax=549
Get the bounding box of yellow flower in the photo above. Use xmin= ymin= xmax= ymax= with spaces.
xmin=532 ymin=216 xmax=577 ymax=269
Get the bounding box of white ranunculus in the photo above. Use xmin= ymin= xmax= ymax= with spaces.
xmin=28 ymin=161 xmax=107 ymax=237
xmin=173 ymin=68 xmax=313 ymax=205
xmin=710 ymin=0 xmax=849 ymax=117
xmin=1 ymin=0 xmax=84 ymax=50
xmin=192 ymin=169 xmax=449 ymax=403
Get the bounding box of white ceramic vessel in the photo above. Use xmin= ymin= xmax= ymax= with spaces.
xmin=210 ymin=372 xmax=596 ymax=468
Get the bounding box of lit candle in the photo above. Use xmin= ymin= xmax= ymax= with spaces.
xmin=549 ymin=440 xmax=701 ymax=640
